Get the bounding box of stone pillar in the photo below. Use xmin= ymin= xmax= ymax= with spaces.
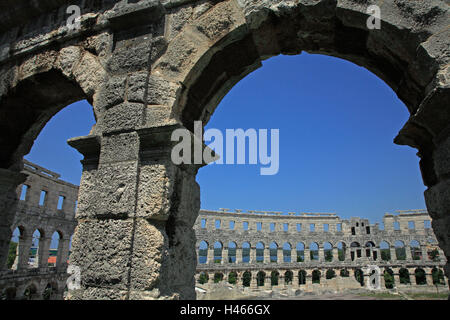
xmin=207 ymin=247 xmax=215 ymax=264
xmin=408 ymin=268 xmax=416 ymax=285
xmin=0 ymin=167 xmax=26 ymax=270
xmin=423 ymin=133 xmax=450 ymax=289
xmin=318 ymin=247 xmax=325 ymax=262
xmin=68 ymin=122 xmax=203 ymax=299
xmin=17 ymin=235 xmax=33 ymax=270
xmin=250 ymin=273 xmax=258 ymax=290
xmin=38 ymin=237 xmax=52 ymax=269
xmin=264 ymin=248 xmax=270 ymax=263
xmin=276 ymin=248 xmax=282 ymax=263
xmin=421 ymin=245 xmax=429 ymax=261
xmin=304 ymin=249 xmax=310 ymax=263
xmin=56 ymin=238 xmax=71 ymax=270
xmin=236 ymin=247 xmax=243 ymax=264
xmin=345 ymin=247 xmax=351 ymax=261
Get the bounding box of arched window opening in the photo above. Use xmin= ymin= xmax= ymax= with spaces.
xmin=198 ymin=241 xmax=208 ymax=264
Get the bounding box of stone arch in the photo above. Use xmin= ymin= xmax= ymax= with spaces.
xmin=269 ymin=241 xmax=278 ymax=263
xmin=48 ymin=230 xmax=63 ymax=267
xmin=213 ymin=241 xmax=223 ymax=263
xmin=384 ymin=267 xmax=395 ymax=289
xmin=415 ymin=267 xmax=427 ymax=285
xmin=354 ymin=268 xmax=364 ymax=287
xmin=271 ymin=270 xmax=279 ymax=286
xmin=43 ymin=281 xmax=59 ymax=300
xmin=399 ymin=268 xmax=411 ymax=285
xmin=350 ymin=241 xmax=362 ymax=261
xmin=312 ymin=269 xmax=321 ymax=284
xmin=298 ymin=270 xmax=306 ymax=285
xmin=284 ymin=270 xmax=293 ymax=285
xmin=242 ymin=271 xmax=252 ymax=287
xmin=213 ymin=272 xmax=224 ymax=283
xmin=1 ymin=287 xmax=16 ymax=300
xmin=0 ymin=0 xmax=448 ymax=300
xmin=256 ymin=271 xmax=266 ymax=287
xmin=394 ymin=240 xmax=406 ymax=260
xmin=227 ymin=241 xmax=237 ymax=263
xmin=228 ymin=271 xmax=238 ymax=285
xmin=379 ymin=240 xmax=391 ymax=261
xmin=309 ymin=242 xmax=319 ymax=261
xmin=0 ymin=46 xmax=105 ymax=170
xmin=336 ymin=241 xmax=347 ymax=261
xmin=198 ymin=272 xmax=209 ymax=284
xmin=22 ymin=282 xmax=39 ymax=300
xmin=255 ymin=241 xmax=264 ymax=263
xmin=197 ymin=240 xmax=208 ymax=264
xmin=282 ymin=242 xmax=292 ymax=263
xmin=431 ymin=267 xmax=445 ymax=285
xmin=7 ymin=225 xmax=25 ymax=270
xmin=323 ymin=242 xmax=333 ymax=262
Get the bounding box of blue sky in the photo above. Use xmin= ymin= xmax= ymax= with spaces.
xmin=26 ymin=52 xmax=426 ymax=233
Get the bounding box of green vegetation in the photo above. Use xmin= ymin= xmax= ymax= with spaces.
xmin=326 ymin=269 xmax=336 ymax=279
xmin=228 ymin=272 xmax=237 ymax=284
xmin=7 ymin=241 xmax=18 ymax=269
xmin=340 ymin=269 xmax=349 ymax=277
xmin=198 ymin=273 xmax=209 ymax=284
xmin=380 ymin=249 xmax=391 ymax=261
xmin=384 ymin=270 xmax=395 ymax=289
xmin=324 ymin=250 xmax=333 ymax=262
xmin=429 ymin=249 xmax=440 ymax=261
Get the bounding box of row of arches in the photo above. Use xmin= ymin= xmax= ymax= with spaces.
xmin=7 ymin=226 xmax=72 ymax=270
xmin=197 ymin=267 xmax=447 ymax=288
xmin=198 ymin=239 xmax=440 ymax=264
xmin=0 ymin=280 xmax=65 ymax=300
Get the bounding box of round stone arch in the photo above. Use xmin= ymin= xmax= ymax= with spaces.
xmin=156 ymin=0 xmax=450 ymax=290
xmin=0 ymin=46 xmax=106 ymax=171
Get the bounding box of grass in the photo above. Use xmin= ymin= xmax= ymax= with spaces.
xmin=407 ymin=292 xmax=449 ymax=300
xmin=357 ymin=292 xmax=404 ymax=300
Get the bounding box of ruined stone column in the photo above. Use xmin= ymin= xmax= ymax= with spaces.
xmin=37 ymin=237 xmax=52 ymax=269
xmin=68 ymin=122 xmax=202 ymax=299
xmin=0 ymin=168 xmax=26 ymax=270
xmin=408 ymin=268 xmax=416 ymax=285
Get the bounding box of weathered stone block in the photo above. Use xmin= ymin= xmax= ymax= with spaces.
xmin=136 ymin=161 xmax=177 ymax=220
xmin=127 ymin=72 xmax=180 ymax=106
xmin=95 ymin=75 xmax=126 ymax=110
xmin=102 ymin=102 xmax=145 ymax=133
xmin=69 ymin=219 xmax=134 ymax=290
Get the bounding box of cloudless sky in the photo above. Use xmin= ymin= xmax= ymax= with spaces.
xmin=26 ymin=52 xmax=426 ymax=233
